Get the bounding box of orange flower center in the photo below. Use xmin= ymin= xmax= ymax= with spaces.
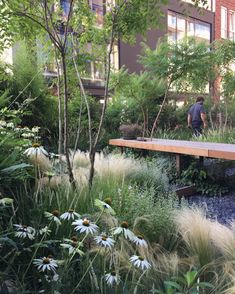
xmin=104 ymin=198 xmax=112 ymax=205
xmin=121 ymin=221 xmax=128 ymax=229
xmin=137 ymin=235 xmax=143 ymax=240
xmin=43 ymin=258 xmax=50 ymax=264
xmin=101 ymin=235 xmax=108 ymax=241
xmin=32 ymin=143 xmax=40 ymax=148
xmin=52 ymin=210 xmax=60 ymax=217
xmin=72 ymin=241 xmax=77 ymax=247
xmin=82 ymin=219 xmax=90 ymax=226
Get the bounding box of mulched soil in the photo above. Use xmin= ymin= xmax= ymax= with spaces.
xmin=188 ymin=191 xmax=235 ymax=225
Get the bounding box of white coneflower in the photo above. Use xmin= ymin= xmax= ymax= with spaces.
xmin=133 ymin=235 xmax=148 ymax=248
xmin=129 ymin=255 xmax=151 ymax=270
xmin=94 ymin=198 xmax=116 ymax=215
xmin=0 ymin=120 xmax=6 ymax=127
xmin=38 ymin=226 xmax=51 ymax=236
xmin=24 ymin=143 xmax=48 ymax=157
xmin=94 ymin=234 xmax=115 ymax=249
xmin=60 ymin=209 xmax=80 ymax=221
xmin=104 ymin=271 xmax=120 ymax=286
xmin=21 ymin=132 xmax=34 ymax=138
xmin=72 ymin=218 xmax=98 ymax=235
xmin=6 ymin=122 xmax=14 ymax=128
xmin=0 ymin=197 xmax=13 ymax=206
xmin=60 ymin=236 xmax=84 ymax=255
xmin=113 ymin=221 xmax=135 ymax=241
xmin=45 ymin=210 xmax=61 ymax=225
xmin=33 ymin=256 xmax=58 ymax=272
xmin=14 ymin=224 xmax=35 ymax=240
xmin=32 ymin=126 xmax=40 ymax=133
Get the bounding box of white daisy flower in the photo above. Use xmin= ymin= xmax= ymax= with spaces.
xmin=133 ymin=235 xmax=148 ymax=248
xmin=129 ymin=255 xmax=151 ymax=270
xmin=113 ymin=221 xmax=135 ymax=241
xmin=0 ymin=197 xmax=13 ymax=206
xmin=14 ymin=224 xmax=35 ymax=240
xmin=60 ymin=209 xmax=80 ymax=221
xmin=32 ymin=126 xmax=40 ymax=133
xmin=94 ymin=234 xmax=115 ymax=249
xmin=22 ymin=132 xmax=34 ymax=138
xmin=22 ymin=127 xmax=30 ymax=132
xmin=14 ymin=126 xmax=22 ymax=132
xmin=72 ymin=218 xmax=98 ymax=235
xmin=24 ymin=143 xmax=48 ymax=158
xmin=94 ymin=198 xmax=116 ymax=215
xmin=104 ymin=271 xmax=120 ymax=286
xmin=0 ymin=120 xmax=6 ymax=127
xmin=60 ymin=237 xmax=84 ymax=255
xmin=45 ymin=210 xmax=61 ymax=225
xmin=33 ymin=256 xmax=58 ymax=272
xmin=38 ymin=226 xmax=51 ymax=236
xmin=6 ymin=122 xmax=14 ymax=128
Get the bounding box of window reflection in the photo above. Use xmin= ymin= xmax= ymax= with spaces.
xmin=221 ymin=7 xmax=228 ymax=39
xmin=168 ymin=11 xmax=211 ymax=44
xmin=89 ymin=0 xmax=104 ymax=27
xmin=168 ymin=12 xmax=177 ymax=42
xmin=229 ymin=11 xmax=235 ymax=41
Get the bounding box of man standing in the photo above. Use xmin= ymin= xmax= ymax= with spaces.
xmin=187 ymin=96 xmax=208 ymax=136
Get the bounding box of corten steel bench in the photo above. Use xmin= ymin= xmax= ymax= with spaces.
xmin=109 ymin=138 xmax=235 ymax=174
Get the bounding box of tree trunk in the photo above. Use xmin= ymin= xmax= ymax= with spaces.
xmin=88 ymin=19 xmax=116 ymax=187
xmin=88 ymin=148 xmax=96 ymax=188
xmin=61 ymin=52 xmax=75 ymax=186
xmin=150 ymin=82 xmax=171 ymax=140
xmin=55 ymin=55 xmax=63 ymax=155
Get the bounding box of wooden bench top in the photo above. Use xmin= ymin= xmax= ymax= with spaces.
xmin=109 ymin=138 xmax=235 ymax=161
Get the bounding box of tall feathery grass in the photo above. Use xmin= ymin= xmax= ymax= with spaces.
xmin=210 ymin=221 xmax=235 ymax=261
xmin=174 ymin=208 xmax=215 ymax=267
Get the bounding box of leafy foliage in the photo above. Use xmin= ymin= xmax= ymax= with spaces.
xmin=179 ymin=161 xmax=229 ymax=196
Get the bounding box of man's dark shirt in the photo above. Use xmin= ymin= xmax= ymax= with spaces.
xmin=188 ymin=102 xmax=206 ymax=125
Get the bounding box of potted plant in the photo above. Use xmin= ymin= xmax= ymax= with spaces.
xmin=119 ymin=123 xmax=142 ymax=140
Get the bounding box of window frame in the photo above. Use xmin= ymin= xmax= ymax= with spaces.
xmin=221 ymin=6 xmax=228 ymax=39
xmin=229 ymin=10 xmax=235 ymax=41
xmin=167 ymin=10 xmax=211 ymax=44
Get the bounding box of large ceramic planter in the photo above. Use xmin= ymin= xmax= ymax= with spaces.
xmin=119 ymin=124 xmax=142 ymax=140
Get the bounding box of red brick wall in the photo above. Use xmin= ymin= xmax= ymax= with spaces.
xmin=215 ymin=0 xmax=235 ymax=40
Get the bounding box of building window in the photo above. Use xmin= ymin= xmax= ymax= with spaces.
xmin=168 ymin=11 xmax=177 ymax=42
xmin=195 ymin=21 xmax=210 ymax=44
xmin=229 ymin=11 xmax=235 ymax=41
xmin=89 ymin=0 xmax=104 ymax=27
xmin=221 ymin=7 xmax=228 ymax=39
xmin=81 ymin=43 xmax=105 ymax=82
xmin=168 ymin=11 xmax=211 ymax=44
xmin=110 ymin=44 xmax=119 ymax=71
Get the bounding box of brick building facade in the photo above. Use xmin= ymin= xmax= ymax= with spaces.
xmin=215 ymin=0 xmax=235 ymax=40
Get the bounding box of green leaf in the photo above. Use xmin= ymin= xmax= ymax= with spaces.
xmin=184 ymin=271 xmax=197 ymax=287
xmin=1 ymin=163 xmax=32 ymax=173
xmin=164 ymin=281 xmax=182 ymax=291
